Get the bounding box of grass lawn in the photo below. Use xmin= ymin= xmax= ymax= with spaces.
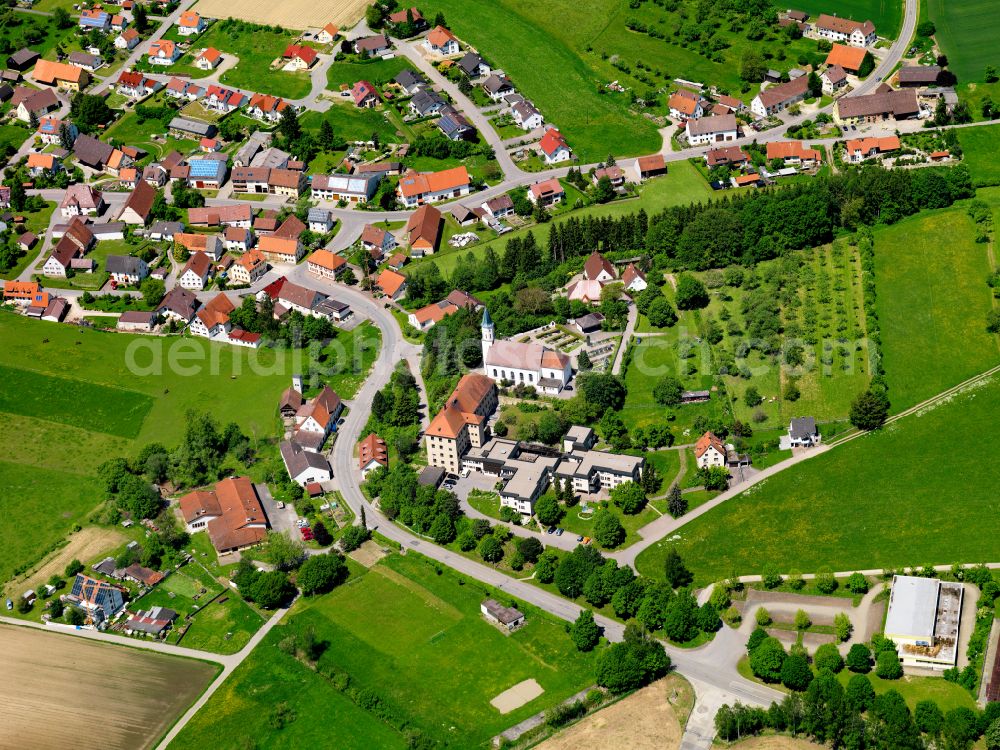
xmin=197 ymin=23 xmax=312 ymax=99
xmin=0 ymin=123 xmax=29 ymax=152
xmin=2 ymin=12 xmax=76 ymax=58
xmin=957 ymin=123 xmax=1000 ymax=186
xmin=836 ymin=670 xmax=978 ymax=713
xmin=292 ymin=552 xmax=595 ymax=745
xmin=926 ymin=0 xmax=995 ymax=83
xmin=635 ymin=372 xmax=1000 ymax=585
xmin=326 ymin=56 xmax=414 ymax=90
xmin=416 ymin=0 xmax=662 ymax=161
xmin=103 ymin=104 xmax=198 ymax=160
xmin=555 ymin=496 xmax=659 ymax=548
xmin=319 ymin=321 xmax=382 ymax=399
xmin=874 ymin=206 xmax=999 ymax=411
xmin=1 ymin=201 xmax=56 ymax=280
xmin=179 ymin=592 xmax=266 ymax=654
xmin=169 ymin=625 xmax=410 ymax=750
xmin=301 ymin=104 xmax=401 ymax=146
xmin=414 ymin=161 xmax=712 ymax=279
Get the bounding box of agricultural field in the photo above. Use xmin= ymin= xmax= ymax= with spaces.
xmin=0 ymin=623 xmax=218 ymax=750
xmin=957 ymin=123 xmax=1000 ymax=186
xmin=873 ymin=206 xmax=998 ymax=411
xmin=173 ymin=552 xmax=595 ymax=748
xmin=190 ymin=0 xmax=367 ymax=29
xmin=926 ymin=0 xmax=994 ymax=84
xmin=635 ymin=373 xmax=1000 ymax=585
xmin=195 ymin=21 xmax=313 ymax=99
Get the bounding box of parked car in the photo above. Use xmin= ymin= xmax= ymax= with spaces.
xmin=555 ymin=528 xmax=564 ymax=536
xmin=546 ymin=526 xmax=555 ymax=534
xmin=576 ymin=535 xmax=584 ymax=542
xmin=5 ymin=599 xmax=11 ymax=611
xmin=582 ymin=537 xmax=591 ymax=545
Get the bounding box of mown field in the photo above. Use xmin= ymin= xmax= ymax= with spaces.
xmin=635 ymin=373 xmax=1000 ymax=584
xmin=0 ymin=623 xmax=218 ymax=750
xmin=172 ymin=552 xmax=595 ymax=748
xmin=326 ymin=56 xmax=414 ymax=90
xmin=926 ymin=0 xmax=995 ymax=84
xmin=873 ymin=205 xmax=998 ymax=410
xmin=417 ymin=0 xmax=662 ymax=161
xmin=300 ymin=105 xmax=401 ymax=146
xmin=957 ymin=123 xmax=1000 ymax=186
xmin=196 ymin=22 xmax=313 ymax=99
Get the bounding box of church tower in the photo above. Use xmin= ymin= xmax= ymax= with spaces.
xmin=481 ymin=308 xmax=495 ymax=364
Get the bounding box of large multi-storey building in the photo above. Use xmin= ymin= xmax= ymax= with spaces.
xmin=424 ymin=374 xmax=499 ymax=474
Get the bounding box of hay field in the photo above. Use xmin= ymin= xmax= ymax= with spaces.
xmin=0 ymin=624 xmax=217 ymax=750
xmin=192 ymin=0 xmax=368 ymax=30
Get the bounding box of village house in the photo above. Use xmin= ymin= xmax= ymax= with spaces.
xmin=205 ymin=85 xmax=245 ymax=113
xmin=539 ymin=127 xmax=572 ymax=164
xmin=668 ymin=88 xmax=705 ymax=120
xmin=177 ymin=10 xmax=206 ymax=36
xmin=409 ymin=88 xmax=446 ymax=118
xmin=844 ymin=135 xmax=900 ymax=162
xmin=424 ymin=25 xmax=460 ymax=56
xmin=166 ymin=77 xmax=204 ymax=101
xmin=178 ymin=251 xmax=213 ymax=290
xmin=148 ymin=40 xmax=180 ymax=65
xmin=705 ymin=146 xmax=750 ymax=168
xmin=396 ymin=166 xmax=471 ymax=207
xmin=187 ymin=156 xmax=228 ymax=189
xmin=404 ymin=203 xmax=443 ymax=256
xmin=60 ymin=184 xmax=104 ymax=218
xmin=898 ymin=65 xmax=942 ymax=87
xmin=821 ymin=65 xmax=849 ymax=95
xmin=247 ymin=93 xmax=289 ymax=123
xmin=66 ymin=574 xmax=126 ymax=626
xmin=106 ymin=255 xmax=149 ymax=285
xmin=376 ymin=269 xmax=407 ymax=300
xmin=196 ymin=47 xmax=223 ymax=70
xmin=814 ymin=14 xmax=876 ymax=47
xmin=351 ymin=79 xmax=380 ymax=108
xmin=395 ymin=68 xmax=427 ymax=95
xmin=158 ymin=286 xmax=200 ymax=323
xmin=458 ymin=51 xmax=490 ymax=78
xmin=32 ymin=59 xmax=89 ymax=91
xmin=188 ymin=203 xmax=253 ymax=228
xmin=408 ymin=289 xmax=483 ymax=331
xmin=437 ymin=105 xmax=474 ymax=141
xmin=294 ymin=384 xmax=343 ymax=444
xmin=511 ymin=101 xmax=543 ymax=131
xmin=694 ymin=431 xmax=727 ymax=469
xmin=36 ymin=116 xmax=74 ymax=146
xmin=68 ymin=51 xmax=102 ymax=72
xmin=280 ymin=439 xmax=332 ymax=486
xmin=116 ymin=71 xmax=159 ymax=99
xmin=528 ymin=178 xmax=565 ymax=207
xmin=306 ymin=249 xmax=347 ymax=280
xmin=115 ymin=28 xmax=140 ymax=50
xmin=283 ymin=44 xmax=318 ymax=70
xmin=593 ymin=165 xmax=625 ymax=188
xmin=482 ymin=73 xmax=514 ymax=101
xmin=179 ymin=477 xmax=270 ymax=555
xmin=317 ymin=23 xmax=339 ymax=44
xmin=117 ymin=180 xmax=156 ymax=225
xmin=767 ymin=141 xmax=821 ymax=167
xmin=231 ymin=167 xmax=271 ymax=194
xmin=226 ymin=247 xmax=265 ymax=286
xmin=361 ymin=224 xmax=396 ymax=258
xmin=12 ymin=86 xmax=57 ymax=123
xmin=117 ymin=310 xmax=157 ymax=332
xmin=358 ymin=433 xmax=389 ymax=476
xmin=259 ymin=232 xmax=304 ymax=265
xmin=786 ymin=417 xmax=821 ymax=447
xmin=42 ymin=220 xmax=95 ymax=277
xmin=267 ymin=169 xmax=307 ymax=199
xmin=388 ymin=6 xmax=426 ymax=28
xmin=78 ymin=8 xmax=110 ymax=31
xmin=622 ymin=263 xmax=647 ymax=293
xmin=584 ymin=250 xmax=616 ymax=283
xmin=354 ymin=34 xmax=391 ymax=56
xmin=26 ymin=152 xmax=59 ymax=176
xmin=311 ymin=173 xmax=381 ymax=203
xmin=750 ymin=76 xmax=809 ymax=118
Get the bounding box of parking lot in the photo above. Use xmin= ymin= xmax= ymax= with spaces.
xmin=448 ymin=472 xmax=498 ymax=500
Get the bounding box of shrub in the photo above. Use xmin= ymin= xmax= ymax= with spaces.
xmin=875 ymin=650 xmax=903 ymax=679
xmin=814 ymin=643 xmax=844 ymax=673
xmin=846 ymin=642 xmax=872 ymax=672
xmin=755 ymin=607 xmax=772 ymax=627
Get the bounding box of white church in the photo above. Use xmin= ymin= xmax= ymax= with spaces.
xmin=481 ymin=309 xmax=573 ymax=394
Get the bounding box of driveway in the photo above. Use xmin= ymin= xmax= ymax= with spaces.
xmin=256 ymin=482 xmax=298 ymax=539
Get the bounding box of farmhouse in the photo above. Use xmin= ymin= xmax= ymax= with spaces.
xmin=188 ymin=203 xmax=253 ymax=227
xmin=539 ymin=127 xmax=572 ymax=163
xmin=821 ymin=65 xmax=848 ymax=95
xmin=65 ymin=574 xmax=126 ymax=626
xmin=835 ymin=85 xmax=919 ymax=123
xmin=396 ymin=166 xmax=471 ymax=207
xmin=106 ymin=255 xmax=148 ymax=285
xmin=898 ymin=65 xmax=942 ymax=87
xmin=750 ymin=76 xmax=808 ymax=118
xmin=528 ymin=178 xmax=565 ymax=207
xmin=668 ymin=89 xmax=705 ymax=120
xmin=694 ymin=431 xmax=726 ymax=469
xmin=179 ymin=477 xmax=270 ymax=555
xmin=259 ymin=227 xmax=304 ymax=264
xmin=686 ymin=113 xmax=738 ymax=145
xmin=482 ymin=309 xmax=572 ymax=394
xmin=187 ymin=157 xmax=228 ymax=189
xmin=814 ymin=14 xmax=876 ymax=47
xmin=425 ymin=373 xmax=499 ymax=474
xmin=884 ymin=575 xmax=964 ymax=669
xmin=60 ymin=184 xmax=104 ymax=217
xmin=157 ymin=286 xmax=199 ymax=322
xmin=32 ymin=59 xmax=89 ymax=91
xmin=844 ymin=135 xmax=900 ymax=162
xmin=481 ymin=599 xmax=524 ymax=630
xmin=361 ymin=224 xmax=396 ymax=257
xmin=766 ymin=141 xmax=821 ymax=167
xmin=178 ymin=251 xmax=213 ymax=290
xmin=358 ymin=433 xmax=388 ymax=476
xmin=229 ymin=247 xmax=267 ymax=285
xmin=280 ymin=440 xmax=332 ymax=486
xmin=176 ymin=232 xmax=222 ymax=261
xmin=825 ymin=43 xmax=869 ymax=75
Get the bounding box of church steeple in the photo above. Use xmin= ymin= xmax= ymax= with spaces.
xmin=481 ymin=308 xmax=495 ymax=363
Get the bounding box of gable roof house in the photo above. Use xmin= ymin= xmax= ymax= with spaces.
xmin=283 ymin=44 xmax=318 ymax=69
xmin=106 ymin=255 xmax=149 ymax=285
xmin=354 ymin=34 xmax=391 ymax=56
xmin=165 ymin=77 xmax=204 ymax=101
xmin=306 ymin=248 xmax=347 ymax=279
xmin=13 ymin=86 xmax=58 ymax=123
xmin=157 ymin=285 xmax=200 ymax=322
xmin=247 ymin=93 xmax=289 ymax=122
xmin=358 ymin=433 xmax=388 ymax=476
xmin=815 ymin=14 xmax=876 ymax=47
xmin=317 ymin=23 xmax=340 ymax=44
xmin=437 ymin=105 xmax=474 ymax=141
xmin=786 ymin=416 xmax=821 ymax=447
xmin=72 ymin=133 xmax=115 ymax=170
xmin=539 ymin=127 xmax=572 ymax=163
xmin=396 ymin=166 xmax=471 ymax=207
xmin=408 ymin=87 xmax=445 ymax=117
xmin=668 ymin=89 xmax=705 ymax=120
xmin=360 ymin=224 xmax=397 ymax=258
xmin=898 ymin=65 xmax=942 ymax=87
xmin=117 ymin=70 xmax=159 ymax=99
xmin=835 ymin=85 xmax=919 ymax=123
xmin=187 ymin=156 xmax=228 ymax=189
xmin=280 ymin=439 xmax=332 ymax=486
xmin=351 ymin=79 xmax=380 ymax=108
xmin=584 ymin=250 xmax=616 ymax=283
xmin=117 ymin=180 xmax=156 ymax=225
xmin=67 ymin=574 xmax=126 ymax=626
xmin=394 ymin=68 xmax=427 ymax=95
xmin=115 ymin=27 xmax=140 ymax=49
xmin=844 ymin=135 xmax=900 ymax=162
xmin=32 ymin=59 xmax=89 ymax=92
xmin=7 ymin=48 xmax=39 ymax=71
xmin=179 ymin=477 xmax=269 ymax=554
xmin=622 ymin=263 xmax=647 ymax=293
xmin=750 ymin=76 xmax=809 ymax=118
xmin=189 ymin=292 xmax=235 ymax=338
xmin=408 ymin=289 xmax=483 ymax=330
xmin=195 ymin=47 xmax=222 ymax=70
xmin=821 ymin=64 xmax=849 ymax=94
xmin=258 ymin=233 xmax=304 ymax=265
xmin=176 ymin=10 xmax=206 ymax=35
xmin=694 ymin=431 xmax=727 ymax=469
xmin=511 ymin=101 xmax=543 ymax=131
xmin=60 ymin=183 xmax=104 ymax=217
xmin=482 ymin=73 xmax=514 ymax=101
xmin=78 ymin=8 xmax=110 ymax=30
xmin=766 ymin=141 xmax=822 ymax=167
xmin=27 ymin=152 xmax=59 ymax=176
xmin=267 ymin=168 xmax=307 ymax=199
xmin=148 ymin=40 xmax=181 ymax=65
xmin=310 ymin=173 xmax=380 ymax=203
xmin=68 ymin=51 xmax=103 ymax=72
xmin=125 ymin=606 xmax=177 ymax=636
xmin=424 ymin=373 xmax=499 ymax=474
xmin=825 ymin=43 xmax=869 ymax=74
xmin=457 ymin=51 xmax=490 ymax=78
xmin=405 ymin=203 xmax=443 ymax=256
xmin=424 ymin=25 xmax=460 ymax=56
xmin=178 ymin=251 xmax=213 ymax=290
xmin=376 ymin=269 xmax=407 ymax=300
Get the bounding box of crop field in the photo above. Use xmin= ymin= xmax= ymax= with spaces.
xmin=192 ymin=0 xmax=368 ymax=29
xmin=790 ymin=0 xmax=902 ymax=38
xmin=927 ymin=0 xmax=995 ymax=84
xmin=957 ymin=123 xmax=1000 ymax=186
xmin=635 ymin=373 xmax=1000 ymax=585
xmin=0 ymin=623 xmax=217 ymax=750
xmin=195 ymin=22 xmax=312 ymax=99
xmin=874 ymin=206 xmax=999 ymax=411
